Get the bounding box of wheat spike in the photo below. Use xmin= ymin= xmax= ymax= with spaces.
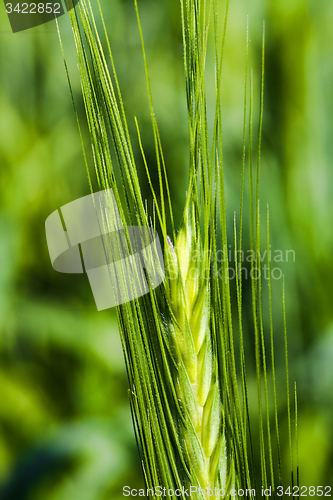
xmin=62 ymin=0 xmax=294 ymax=496
xmin=164 ymin=207 xmax=236 ymax=495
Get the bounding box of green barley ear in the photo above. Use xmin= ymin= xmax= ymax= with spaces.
xmin=59 ymin=0 xmax=298 ymax=496
xmin=164 ymin=205 xmax=236 ymax=493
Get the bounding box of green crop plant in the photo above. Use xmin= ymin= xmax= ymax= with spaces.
xmin=57 ymin=0 xmax=298 ymax=497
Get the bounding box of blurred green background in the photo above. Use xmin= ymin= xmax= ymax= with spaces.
xmin=0 ymin=0 xmax=332 ymax=497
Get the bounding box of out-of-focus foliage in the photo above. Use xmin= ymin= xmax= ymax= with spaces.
xmin=0 ymin=0 xmax=332 ymax=497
